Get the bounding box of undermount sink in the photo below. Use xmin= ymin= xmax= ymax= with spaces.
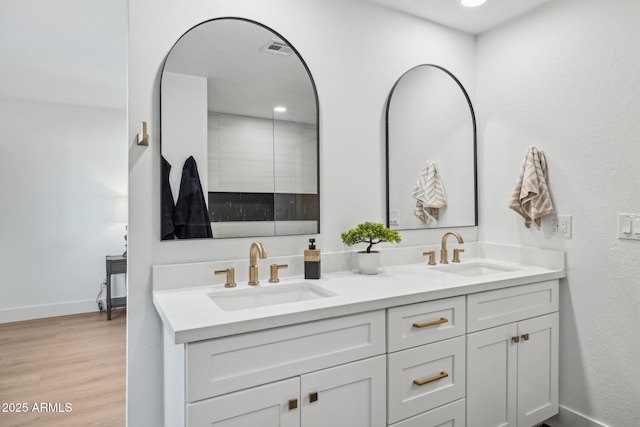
xmin=209 ymin=282 xmax=337 ymax=312
xmin=432 ymin=262 xmax=519 ymax=277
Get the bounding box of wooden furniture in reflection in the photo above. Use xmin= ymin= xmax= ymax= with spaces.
xmin=106 ymin=255 xmax=127 ymax=320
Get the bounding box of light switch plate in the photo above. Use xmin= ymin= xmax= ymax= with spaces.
xmin=618 ymin=213 xmax=640 ymax=240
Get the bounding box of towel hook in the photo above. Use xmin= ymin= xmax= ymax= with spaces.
xmin=137 ymin=121 xmax=149 ymax=146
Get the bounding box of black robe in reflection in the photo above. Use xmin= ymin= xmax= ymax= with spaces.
xmin=161 ymin=156 xmax=176 ymax=240
xmin=173 ymin=156 xmax=213 ymax=239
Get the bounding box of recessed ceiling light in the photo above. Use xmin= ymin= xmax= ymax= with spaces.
xmin=461 ymin=0 xmax=487 ymax=7
xmin=273 ymin=106 xmax=287 ymax=112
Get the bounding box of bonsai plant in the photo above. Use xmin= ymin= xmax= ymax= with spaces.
xmin=341 ymin=222 xmax=402 ymax=274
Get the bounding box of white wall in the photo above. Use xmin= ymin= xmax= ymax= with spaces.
xmin=161 ymin=71 xmax=209 ymax=201
xmin=477 ymin=0 xmax=640 ymax=425
xmin=0 ymin=0 xmax=127 ymax=110
xmin=0 ymin=98 xmax=128 ymax=322
xmin=128 ymin=0 xmax=476 ymax=424
xmin=0 ymin=0 xmax=127 ymax=322
xmin=209 ymin=113 xmax=317 ymax=193
xmin=208 ymin=113 xmax=275 ymax=193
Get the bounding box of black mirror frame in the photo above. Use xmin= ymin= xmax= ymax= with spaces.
xmin=159 ymin=17 xmax=321 ymax=240
xmin=384 ymin=63 xmax=478 ymax=230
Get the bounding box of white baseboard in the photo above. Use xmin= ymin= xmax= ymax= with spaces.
xmin=0 ymin=299 xmax=99 ymax=323
xmin=546 ymin=406 xmax=611 ymax=427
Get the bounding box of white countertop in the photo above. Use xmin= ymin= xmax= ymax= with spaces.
xmin=153 ymin=253 xmax=566 ymax=344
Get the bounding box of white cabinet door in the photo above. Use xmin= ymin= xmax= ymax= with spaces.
xmin=187 ymin=377 xmax=300 ymax=427
xmin=517 ymin=313 xmax=559 ymax=427
xmin=467 ymin=323 xmax=518 ymax=427
xmin=301 ymin=355 xmax=386 ymax=427
xmin=467 ymin=313 xmax=559 ymax=427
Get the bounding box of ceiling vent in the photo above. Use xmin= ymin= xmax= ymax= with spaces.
xmin=260 ymin=39 xmax=293 ymax=56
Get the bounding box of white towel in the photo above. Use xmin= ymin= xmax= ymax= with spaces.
xmin=508 ymin=146 xmax=554 ymax=229
xmin=412 ymin=160 xmax=447 ymax=224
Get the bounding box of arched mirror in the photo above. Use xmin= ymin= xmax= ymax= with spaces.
xmin=386 ymin=64 xmax=477 ymax=230
xmin=161 ymin=18 xmax=319 ymax=240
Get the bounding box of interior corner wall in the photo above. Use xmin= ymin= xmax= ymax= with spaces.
xmin=0 ymin=98 xmax=128 ymax=323
xmin=476 ymin=0 xmax=640 ymax=425
xmin=127 ymin=0 xmax=475 ymax=424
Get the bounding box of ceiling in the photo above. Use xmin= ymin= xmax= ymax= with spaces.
xmin=164 ymin=19 xmax=317 ymax=124
xmin=365 ymin=0 xmax=554 ymax=34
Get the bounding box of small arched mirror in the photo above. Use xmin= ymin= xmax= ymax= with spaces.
xmin=386 ymin=64 xmax=477 ymax=230
xmin=160 ymin=18 xmax=319 ymax=240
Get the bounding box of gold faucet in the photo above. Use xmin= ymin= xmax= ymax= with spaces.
xmin=440 ymin=232 xmax=464 ymax=264
xmin=269 ymin=264 xmax=288 ymax=283
xmin=248 ymin=242 xmax=267 ymax=285
xmin=214 ymin=267 xmax=236 ymax=288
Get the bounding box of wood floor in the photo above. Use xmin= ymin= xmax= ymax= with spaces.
xmin=0 ymin=309 xmax=126 ymax=427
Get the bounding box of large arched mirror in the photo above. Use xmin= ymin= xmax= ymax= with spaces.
xmin=161 ymin=18 xmax=319 ymax=240
xmin=386 ymin=64 xmax=477 ymax=230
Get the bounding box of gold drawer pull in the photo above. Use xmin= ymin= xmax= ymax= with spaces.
xmin=309 ymin=391 xmax=318 ymax=403
xmin=288 ymin=398 xmax=298 ymax=410
xmin=522 ymin=333 xmax=530 ymax=341
xmin=413 ymin=371 xmax=449 ymax=386
xmin=512 ymin=336 xmax=520 ymax=343
xmin=413 ymin=317 xmax=448 ymax=329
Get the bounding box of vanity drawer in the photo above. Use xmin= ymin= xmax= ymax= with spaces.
xmin=387 ymin=336 xmax=465 ymax=424
xmin=390 ymin=398 xmax=465 ymax=427
xmin=387 ymin=296 xmax=465 ymax=352
xmin=186 ymin=310 xmax=385 ymax=402
xmin=467 ymin=280 xmax=559 ymax=333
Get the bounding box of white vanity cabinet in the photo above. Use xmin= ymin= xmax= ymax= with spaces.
xmin=164 ymin=310 xmax=387 ymax=427
xmin=466 ymin=280 xmax=559 ymax=427
xmin=156 ymin=256 xmax=565 ymax=427
xmin=386 ymin=296 xmax=467 ymax=426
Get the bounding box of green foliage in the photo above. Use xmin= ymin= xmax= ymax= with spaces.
xmin=340 ymin=222 xmax=402 ymax=253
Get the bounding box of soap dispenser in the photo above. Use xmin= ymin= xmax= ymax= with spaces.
xmin=304 ymin=238 xmax=321 ymax=279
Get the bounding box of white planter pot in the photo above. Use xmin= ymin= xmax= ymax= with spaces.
xmin=357 ymin=251 xmax=380 ymax=275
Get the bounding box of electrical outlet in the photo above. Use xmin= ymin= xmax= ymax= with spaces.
xmin=548 ymin=214 xmax=572 ymax=238
xmin=558 ymin=216 xmax=569 ymax=234
xmin=389 ymin=210 xmax=399 ymax=226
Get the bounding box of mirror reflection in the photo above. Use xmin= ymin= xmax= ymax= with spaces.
xmin=386 ymin=64 xmax=477 ymax=230
xmin=161 ymin=18 xmax=319 ymax=240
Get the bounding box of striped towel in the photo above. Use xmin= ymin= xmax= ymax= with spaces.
xmin=412 ymin=160 xmax=447 ymax=224
xmin=508 ymin=146 xmax=554 ymax=229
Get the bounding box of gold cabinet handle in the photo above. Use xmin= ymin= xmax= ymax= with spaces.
xmin=413 ymin=317 xmax=448 ymax=329
xmin=512 ymin=336 xmax=520 ymax=343
xmin=522 ymin=333 xmax=530 ymax=341
xmin=288 ymin=398 xmax=298 ymax=410
xmin=413 ymin=371 xmax=449 ymax=386
xmin=309 ymin=391 xmax=318 ymax=403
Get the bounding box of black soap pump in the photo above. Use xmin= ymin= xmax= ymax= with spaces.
xmin=304 ymin=238 xmax=321 ymax=279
